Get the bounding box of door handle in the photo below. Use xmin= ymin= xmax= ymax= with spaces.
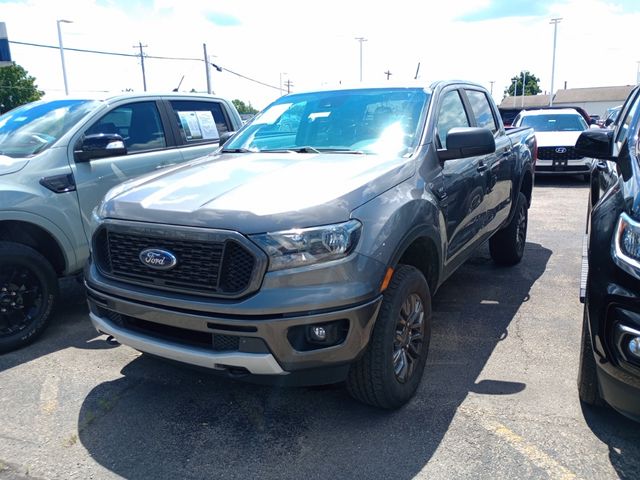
xmin=477 ymin=162 xmax=489 ymax=172
xmin=595 ymin=161 xmax=608 ymax=172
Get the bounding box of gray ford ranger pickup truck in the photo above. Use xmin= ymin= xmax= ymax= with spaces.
xmin=86 ymin=82 xmax=536 ymax=408
xmin=0 ymin=93 xmax=242 ymax=352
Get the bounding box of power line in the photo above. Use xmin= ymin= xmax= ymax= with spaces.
xmin=8 ymin=39 xmax=281 ymax=90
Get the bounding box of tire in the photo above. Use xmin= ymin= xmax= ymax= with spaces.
xmin=489 ymin=191 xmax=528 ymax=266
xmin=346 ymin=264 xmax=431 ymax=409
xmin=0 ymin=242 xmax=59 ymax=353
xmin=577 ymin=306 xmax=605 ymax=406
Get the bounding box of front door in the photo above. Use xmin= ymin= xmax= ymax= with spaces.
xmin=70 ymin=100 xmax=184 ymax=242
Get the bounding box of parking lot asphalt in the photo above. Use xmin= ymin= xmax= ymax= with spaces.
xmin=1 ymin=177 xmax=639 ymax=480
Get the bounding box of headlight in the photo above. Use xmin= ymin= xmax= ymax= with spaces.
xmin=250 ymin=219 xmax=362 ymax=271
xmin=613 ymin=212 xmax=640 ymax=280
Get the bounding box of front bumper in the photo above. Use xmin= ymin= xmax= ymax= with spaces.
xmin=86 ymin=278 xmax=382 ymax=381
xmin=535 ymin=158 xmax=590 ymax=175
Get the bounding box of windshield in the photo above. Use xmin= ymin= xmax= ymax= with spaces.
xmin=224 ymin=88 xmax=429 ymax=156
xmin=0 ymin=99 xmax=100 ymax=158
xmin=519 ymin=114 xmax=587 ymax=132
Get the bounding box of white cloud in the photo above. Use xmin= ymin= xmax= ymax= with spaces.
xmin=2 ymin=0 xmax=639 ymax=110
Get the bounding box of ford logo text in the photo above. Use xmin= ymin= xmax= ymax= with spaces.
xmin=555 ymin=147 xmax=567 ymax=154
xmin=139 ymin=248 xmax=177 ymax=270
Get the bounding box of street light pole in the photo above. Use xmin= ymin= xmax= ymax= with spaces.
xmin=355 ymin=37 xmax=367 ymax=82
xmin=549 ymin=17 xmax=562 ymax=106
xmin=489 ymin=80 xmax=495 ymax=96
xmin=636 ymin=61 xmax=640 ymax=85
xmin=56 ymin=19 xmax=72 ymax=95
xmin=521 ymin=71 xmax=527 ymax=108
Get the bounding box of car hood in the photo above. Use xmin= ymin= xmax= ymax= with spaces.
xmin=534 ymin=131 xmax=583 ymax=148
xmin=100 ymin=151 xmax=416 ymax=233
xmin=0 ymin=155 xmax=30 ymax=176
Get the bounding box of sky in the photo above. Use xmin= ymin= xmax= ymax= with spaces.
xmin=1 ymin=0 xmax=639 ymax=110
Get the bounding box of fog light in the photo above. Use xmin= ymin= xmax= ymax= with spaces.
xmin=629 ymin=337 xmax=640 ymax=358
xmin=309 ymin=326 xmax=327 ymax=342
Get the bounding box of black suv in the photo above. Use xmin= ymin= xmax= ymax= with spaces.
xmin=576 ymin=85 xmax=640 ymax=421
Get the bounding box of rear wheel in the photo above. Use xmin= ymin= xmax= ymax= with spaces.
xmin=578 ymin=306 xmax=605 ymax=406
xmin=346 ymin=265 xmax=431 ymax=409
xmin=0 ymin=242 xmax=58 ymax=353
xmin=490 ymin=191 xmax=528 ymax=266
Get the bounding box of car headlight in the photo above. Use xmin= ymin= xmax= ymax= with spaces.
xmin=250 ymin=219 xmax=362 ymax=271
xmin=613 ymin=212 xmax=640 ymax=280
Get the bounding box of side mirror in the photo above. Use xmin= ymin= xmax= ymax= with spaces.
xmin=74 ymin=133 xmax=127 ymax=162
xmin=438 ymin=127 xmax=496 ymax=161
xmin=219 ymin=131 xmax=235 ymax=147
xmin=575 ymin=128 xmax=615 ymax=160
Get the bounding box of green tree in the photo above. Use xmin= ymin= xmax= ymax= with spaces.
xmin=0 ymin=64 xmax=44 ymax=113
xmin=232 ymin=99 xmax=258 ymax=115
xmin=504 ymin=71 xmax=542 ymax=97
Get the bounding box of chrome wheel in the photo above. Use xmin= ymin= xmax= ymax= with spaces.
xmin=393 ymin=293 xmax=425 ymax=383
xmin=515 ymin=203 xmax=527 ymax=255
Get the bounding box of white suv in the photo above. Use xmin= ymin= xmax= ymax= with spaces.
xmin=513 ymin=108 xmax=590 ymax=179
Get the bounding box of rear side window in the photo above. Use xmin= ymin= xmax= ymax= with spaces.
xmin=436 ymin=90 xmax=470 ymax=148
xmin=466 ymin=90 xmax=497 ymax=133
xmin=616 ymin=91 xmax=640 ymax=150
xmin=169 ymin=100 xmax=232 ymax=144
xmin=86 ymin=101 xmax=166 ymax=153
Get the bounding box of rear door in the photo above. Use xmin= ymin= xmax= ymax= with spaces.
xmin=462 ymin=88 xmax=513 ymax=236
xmin=71 ymin=99 xmax=183 ymax=240
xmin=165 ymin=99 xmax=237 ymax=161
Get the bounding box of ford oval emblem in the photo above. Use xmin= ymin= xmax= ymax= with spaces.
xmin=139 ymin=248 xmax=177 ymax=270
xmin=555 ymin=147 xmax=567 ymax=154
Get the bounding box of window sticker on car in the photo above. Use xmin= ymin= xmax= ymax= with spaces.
xmin=195 ymin=111 xmax=220 ymax=140
xmin=177 ymin=111 xmax=203 ymax=140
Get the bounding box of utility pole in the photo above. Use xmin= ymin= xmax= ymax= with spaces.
xmin=279 ymin=72 xmax=287 ymax=96
xmin=636 ymin=61 xmax=640 ymax=84
xmin=134 ymin=41 xmax=148 ymax=92
xmin=384 ymin=70 xmax=392 ymax=80
xmin=284 ymin=79 xmax=293 ymax=94
xmin=549 ymin=18 xmax=562 ymax=106
xmin=203 ymin=43 xmax=211 ymax=94
xmin=489 ymin=80 xmax=495 ymax=96
xmin=355 ymin=37 xmax=367 ymax=82
xmin=512 ymin=79 xmax=517 ymax=107
xmin=56 ymin=19 xmax=73 ymax=95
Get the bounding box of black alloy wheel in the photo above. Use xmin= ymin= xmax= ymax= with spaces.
xmin=0 ymin=242 xmax=58 ymax=353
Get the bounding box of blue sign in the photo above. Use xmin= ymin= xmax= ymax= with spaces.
xmin=0 ymin=23 xmax=12 ymax=66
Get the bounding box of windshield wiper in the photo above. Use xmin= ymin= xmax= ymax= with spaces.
xmin=315 ymin=148 xmax=365 ymax=154
xmin=220 ymin=147 xmax=256 ymax=153
xmin=260 ymin=146 xmax=321 ymax=154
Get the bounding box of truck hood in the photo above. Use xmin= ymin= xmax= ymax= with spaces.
xmin=101 ymin=151 xmax=416 ymax=233
xmin=534 ymin=131 xmax=583 ymax=148
xmin=0 ymin=155 xmax=30 ymax=176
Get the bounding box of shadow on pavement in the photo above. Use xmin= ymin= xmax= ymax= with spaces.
xmin=534 ymin=175 xmax=590 ymax=189
xmin=77 ymin=242 xmax=551 ymax=480
xmin=581 ymin=403 xmax=640 ymax=480
xmin=0 ymin=278 xmax=116 ymax=373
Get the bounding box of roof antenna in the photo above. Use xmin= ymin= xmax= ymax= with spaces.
xmin=173 ymin=75 xmax=185 ymax=92
xmin=414 ymin=62 xmax=421 ymax=80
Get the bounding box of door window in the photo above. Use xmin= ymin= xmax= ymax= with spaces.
xmin=616 ymin=90 xmax=640 ymax=151
xmin=436 ymin=90 xmax=470 ymax=148
xmin=85 ymin=101 xmax=166 ymax=153
xmin=465 ymin=90 xmax=498 ymax=133
xmin=170 ymin=100 xmax=232 ymax=144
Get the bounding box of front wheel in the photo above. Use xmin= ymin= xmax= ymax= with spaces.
xmin=346 ymin=265 xmax=431 ymax=409
xmin=489 ymin=191 xmax=528 ymax=266
xmin=0 ymin=242 xmax=59 ymax=353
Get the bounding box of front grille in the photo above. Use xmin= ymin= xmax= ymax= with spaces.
xmin=93 ymin=227 xmax=258 ymax=297
xmin=537 ymin=146 xmax=583 ymax=161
